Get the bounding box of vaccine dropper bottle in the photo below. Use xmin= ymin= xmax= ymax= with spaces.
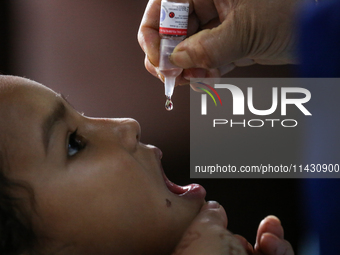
xmin=159 ymin=0 xmax=189 ymax=110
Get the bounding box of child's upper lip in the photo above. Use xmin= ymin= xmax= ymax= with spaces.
xmin=153 ymin=147 xmax=163 ymax=160
xmin=139 ymin=143 xmax=162 ymax=160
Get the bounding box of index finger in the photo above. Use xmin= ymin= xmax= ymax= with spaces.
xmin=138 ymin=0 xmax=162 ymax=66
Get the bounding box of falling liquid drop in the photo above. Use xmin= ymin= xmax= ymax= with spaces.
xmin=165 ymin=96 xmax=173 ymax=111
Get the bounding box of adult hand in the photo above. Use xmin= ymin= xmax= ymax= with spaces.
xmin=254 ymin=215 xmax=294 ymax=255
xmin=171 ymin=201 xmax=249 ymax=255
xmin=138 ymin=0 xmax=300 ymax=85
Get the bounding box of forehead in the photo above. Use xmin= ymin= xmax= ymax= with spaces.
xmin=0 ymin=76 xmax=59 ymax=172
xmin=0 ymin=76 xmax=57 ymax=106
xmin=0 ymin=76 xmax=58 ymax=119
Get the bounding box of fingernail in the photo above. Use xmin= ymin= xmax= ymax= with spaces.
xmin=218 ymin=63 xmax=235 ymax=76
xmin=157 ymin=71 xmax=165 ymax=82
xmin=266 ymin=215 xmax=281 ymax=225
xmin=147 ymin=55 xmax=156 ymax=68
xmin=170 ymin=51 xmax=194 ymax=69
xmin=205 ymin=201 xmax=220 ymax=209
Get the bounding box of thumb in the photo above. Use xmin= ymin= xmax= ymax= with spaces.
xmin=170 ymin=18 xmax=244 ymax=70
xmin=259 ymin=233 xmax=294 ymax=255
xmin=183 ymin=201 xmax=228 ymax=232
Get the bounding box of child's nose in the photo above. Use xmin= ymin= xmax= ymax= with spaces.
xmin=113 ymin=118 xmax=141 ymax=152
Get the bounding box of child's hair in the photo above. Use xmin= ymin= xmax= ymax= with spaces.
xmin=0 ymin=151 xmax=37 ymax=255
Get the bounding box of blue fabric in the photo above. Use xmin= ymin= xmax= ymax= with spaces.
xmin=298 ymin=1 xmax=340 ymax=77
xmin=298 ymin=1 xmax=340 ymax=254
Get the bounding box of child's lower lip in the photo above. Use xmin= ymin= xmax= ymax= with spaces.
xmin=162 ymin=171 xmax=206 ymax=199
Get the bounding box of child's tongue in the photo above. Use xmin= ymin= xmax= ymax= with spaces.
xmin=164 ymin=178 xmax=190 ymax=195
xmin=163 ymin=172 xmax=201 ymax=196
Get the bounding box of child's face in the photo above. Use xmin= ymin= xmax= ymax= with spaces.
xmin=0 ymin=76 xmax=206 ymax=254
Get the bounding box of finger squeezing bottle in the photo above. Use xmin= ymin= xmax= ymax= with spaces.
xmin=159 ymin=0 xmax=189 ymax=111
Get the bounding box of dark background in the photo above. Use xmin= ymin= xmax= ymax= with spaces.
xmin=1 ymin=1 xmax=303 ymax=252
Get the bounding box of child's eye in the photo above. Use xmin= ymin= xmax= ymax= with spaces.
xmin=68 ymin=129 xmax=86 ymax=157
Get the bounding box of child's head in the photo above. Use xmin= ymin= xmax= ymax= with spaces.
xmin=0 ymin=75 xmax=206 ymax=255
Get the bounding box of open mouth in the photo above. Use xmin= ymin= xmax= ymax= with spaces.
xmin=162 ymin=169 xmax=206 ymax=199
xmin=151 ymin=145 xmax=206 ymax=199
xmin=163 ymin=173 xmax=192 ymax=195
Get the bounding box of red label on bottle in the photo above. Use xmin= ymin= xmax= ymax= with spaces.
xmin=159 ymin=27 xmax=187 ymax=36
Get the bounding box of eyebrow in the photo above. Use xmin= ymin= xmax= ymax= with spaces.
xmin=42 ymin=100 xmax=67 ymax=155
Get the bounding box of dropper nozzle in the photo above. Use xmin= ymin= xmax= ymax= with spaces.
xmin=164 ymin=76 xmax=176 ymax=111
xmin=159 ymin=39 xmax=183 ymax=111
xmin=164 ymin=76 xmax=176 ymax=98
